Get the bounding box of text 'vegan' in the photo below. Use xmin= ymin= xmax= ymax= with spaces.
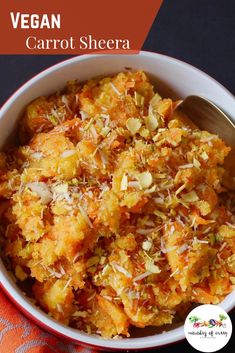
xmin=10 ymin=12 xmax=61 ymax=29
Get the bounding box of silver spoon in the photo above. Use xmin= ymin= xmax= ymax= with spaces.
xmin=180 ymin=95 xmax=235 ymax=190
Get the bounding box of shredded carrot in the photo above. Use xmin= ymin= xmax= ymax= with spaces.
xmin=0 ymin=70 xmax=234 ymax=339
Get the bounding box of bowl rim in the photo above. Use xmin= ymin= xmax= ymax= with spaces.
xmin=0 ymin=51 xmax=234 ymax=351
xmin=0 ymin=51 xmax=234 ymax=114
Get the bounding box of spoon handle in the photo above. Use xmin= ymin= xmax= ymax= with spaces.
xmin=181 ymin=95 xmax=235 ymax=190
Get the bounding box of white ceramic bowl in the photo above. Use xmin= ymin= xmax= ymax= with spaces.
xmin=0 ymin=52 xmax=234 ymax=351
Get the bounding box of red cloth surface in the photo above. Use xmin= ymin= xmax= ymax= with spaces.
xmin=0 ymin=289 xmax=97 ymax=353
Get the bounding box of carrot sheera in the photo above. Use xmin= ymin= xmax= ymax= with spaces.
xmin=0 ymin=71 xmax=234 ymax=338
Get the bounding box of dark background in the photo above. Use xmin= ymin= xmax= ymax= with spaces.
xmin=0 ymin=0 xmax=234 ymax=352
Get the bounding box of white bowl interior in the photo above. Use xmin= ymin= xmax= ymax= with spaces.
xmin=0 ymin=52 xmax=234 ymax=350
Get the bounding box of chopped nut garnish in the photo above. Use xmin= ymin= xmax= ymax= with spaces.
xmin=120 ymin=174 xmax=128 ymax=191
xmin=2 ymin=70 xmax=233 ymax=340
xmin=126 ymin=118 xmax=142 ymax=135
xmin=181 ymin=190 xmax=199 ymax=202
xmin=201 ymin=151 xmax=209 ymax=160
xmin=138 ymin=171 xmax=153 ymax=189
xmin=142 ymin=240 xmax=153 ymax=251
xmin=145 ymin=115 xmax=159 ymax=131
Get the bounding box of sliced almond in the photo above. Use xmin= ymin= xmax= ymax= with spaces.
xmin=181 ymin=190 xmax=199 ymax=202
xmin=61 ymin=150 xmax=76 ymax=158
xmin=27 ymin=182 xmax=52 ymax=205
xmin=145 ymin=260 xmax=161 ymax=274
xmin=193 ymin=157 xmax=201 ymax=168
xmin=120 ymin=174 xmax=128 ymax=191
xmin=138 ymin=171 xmax=153 ymax=189
xmin=134 ymin=91 xmax=144 ymax=107
xmin=101 ymin=126 xmax=110 ymax=137
xmin=142 ymin=240 xmax=152 ymax=251
xmin=126 ymin=118 xmax=142 ymax=135
xmin=201 ymin=151 xmax=209 ymax=160
xmin=149 ymin=93 xmax=162 ymax=107
xmin=53 ymin=183 xmax=68 ymax=194
xmin=139 ymin=127 xmax=150 ymax=139
xmin=145 ymin=115 xmax=159 ymax=131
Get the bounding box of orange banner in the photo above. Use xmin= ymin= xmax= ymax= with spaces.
xmin=0 ymin=0 xmax=163 ymax=54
